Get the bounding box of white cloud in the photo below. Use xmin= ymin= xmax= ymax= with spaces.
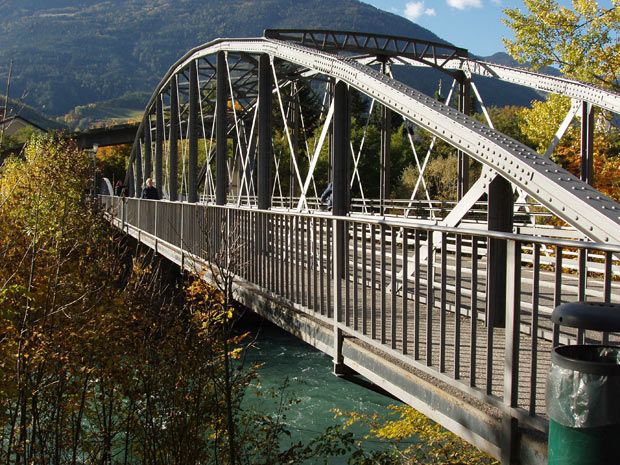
xmin=404 ymin=1 xmax=436 ymax=21
xmin=447 ymin=0 xmax=482 ymax=10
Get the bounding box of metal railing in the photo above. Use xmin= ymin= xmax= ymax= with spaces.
xmin=102 ymin=195 xmax=620 ymax=436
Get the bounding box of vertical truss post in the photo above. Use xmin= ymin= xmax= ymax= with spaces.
xmin=380 ymin=58 xmax=391 ymax=215
xmin=333 ymin=79 xmax=350 ymax=267
xmin=216 ymin=51 xmax=228 ymax=205
xmin=133 ymin=142 xmax=143 ymax=197
xmin=169 ymin=75 xmax=179 ymax=201
xmin=486 ymin=175 xmax=514 ymax=328
xmin=127 ymin=162 xmax=135 ymax=198
xmin=457 ymin=71 xmax=471 ymax=200
xmin=144 ymin=115 xmax=152 ymax=181
xmin=290 ymin=82 xmax=299 ymax=207
xmin=580 ymin=101 xmax=594 ymax=186
xmin=332 ymin=78 xmax=350 ymax=376
xmin=155 ymin=97 xmax=164 ymax=199
xmin=258 ymin=54 xmax=272 ymax=210
xmin=188 ymin=60 xmax=199 ymax=203
xmin=257 ymin=54 xmax=271 ymax=260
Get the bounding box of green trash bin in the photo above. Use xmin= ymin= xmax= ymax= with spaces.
xmin=548 ymin=302 xmax=620 ymax=465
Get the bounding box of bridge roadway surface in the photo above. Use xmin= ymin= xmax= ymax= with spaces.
xmin=104 ymin=196 xmax=620 ymax=465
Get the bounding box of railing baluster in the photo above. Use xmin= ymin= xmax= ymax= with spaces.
xmin=345 ymin=221 xmax=350 ymax=325
xmin=381 ymin=224 xmax=387 ymax=344
xmin=327 ymin=220 xmax=332 ymax=318
xmin=414 ymin=229 xmax=420 ymax=360
xmin=391 ymin=226 xmax=397 ymax=349
xmin=296 ymin=217 xmax=301 ymax=304
xmin=402 ymin=228 xmax=408 ymax=354
xmin=440 ymin=232 xmax=447 ymax=373
xmin=281 ymin=214 xmax=286 ymax=296
xmin=470 ymin=236 xmax=478 ymax=387
xmin=371 ymin=224 xmax=377 ymax=340
xmin=353 ymin=223 xmax=359 ymax=331
xmin=454 ymin=233 xmax=462 ymax=379
xmin=362 ymin=224 xmax=368 ymax=335
xmin=307 ymin=216 xmax=312 ymax=311
xmin=577 ymin=247 xmax=587 ymax=344
xmin=530 ymin=243 xmax=540 ymax=415
xmin=553 ymin=246 xmax=563 ymax=347
xmin=485 ymin=237 xmax=495 ymax=395
xmin=502 ymin=239 xmax=521 ymax=465
xmin=320 ymin=217 xmax=325 ymax=315
xmin=301 ymin=216 xmax=306 ymax=307
xmin=603 ymin=250 xmax=612 ymax=344
xmin=313 ymin=218 xmax=318 ymax=314
xmin=426 ymin=231 xmax=434 ymax=367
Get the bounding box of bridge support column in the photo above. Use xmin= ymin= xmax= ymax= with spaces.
xmin=133 ymin=143 xmax=142 ymax=197
xmin=169 ymin=75 xmax=179 ymax=201
xmin=380 ymin=59 xmax=391 ymax=215
xmin=144 ymin=115 xmax=152 ymax=181
xmin=457 ymin=72 xmax=471 ymax=200
xmin=289 ymin=82 xmax=300 ymax=208
xmin=155 ymin=97 xmax=164 ymax=199
xmin=332 ymin=79 xmax=350 ymax=376
xmin=188 ymin=60 xmax=199 ymax=203
xmin=580 ymin=101 xmax=594 ymax=186
xmin=257 ymin=54 xmax=272 ymax=210
xmin=127 ymin=162 xmax=135 ymax=198
xmin=257 ymin=54 xmax=273 ymax=258
xmin=216 ymin=51 xmax=228 ymax=206
xmin=486 ymin=175 xmax=514 ymax=328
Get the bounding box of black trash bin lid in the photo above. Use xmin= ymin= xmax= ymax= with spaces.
xmin=552 ymin=302 xmax=620 ymax=332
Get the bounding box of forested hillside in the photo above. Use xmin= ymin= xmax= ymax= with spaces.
xmin=0 ymin=0 xmax=447 ymax=116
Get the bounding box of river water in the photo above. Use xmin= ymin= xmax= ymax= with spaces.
xmin=241 ymin=318 xmax=401 ymax=462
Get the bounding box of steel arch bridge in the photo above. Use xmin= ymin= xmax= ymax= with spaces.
xmin=111 ymin=30 xmax=620 ymax=465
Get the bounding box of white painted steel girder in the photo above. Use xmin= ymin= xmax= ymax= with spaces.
xmin=143 ymin=37 xmax=620 ymax=244
xmin=399 ymin=57 xmax=620 ymax=115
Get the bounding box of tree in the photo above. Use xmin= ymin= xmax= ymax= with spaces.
xmin=519 ymin=94 xmax=572 ymax=155
xmin=0 ymin=134 xmax=359 ymax=464
xmin=503 ymin=0 xmax=620 ymax=91
xmin=335 ymin=405 xmax=498 ymax=465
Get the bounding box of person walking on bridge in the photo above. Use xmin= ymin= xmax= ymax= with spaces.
xmin=141 ymin=178 xmax=160 ymax=200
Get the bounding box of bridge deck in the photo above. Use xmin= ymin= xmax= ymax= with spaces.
xmin=104 ymin=196 xmax=620 ymax=462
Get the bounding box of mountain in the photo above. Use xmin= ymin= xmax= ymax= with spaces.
xmin=0 ymin=0 xmax=446 ymax=117
xmin=0 ymin=0 xmax=546 ymax=126
xmin=480 ymin=52 xmax=562 ymax=76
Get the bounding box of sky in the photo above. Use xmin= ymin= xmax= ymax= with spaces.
xmin=360 ymin=0 xmax=606 ymax=56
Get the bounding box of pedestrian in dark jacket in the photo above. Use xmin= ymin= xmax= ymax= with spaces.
xmin=114 ymin=180 xmax=124 ymax=196
xmin=141 ymin=178 xmax=160 ymax=200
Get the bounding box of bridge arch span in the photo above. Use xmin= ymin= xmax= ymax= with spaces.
xmin=126 ymin=35 xmax=620 ymax=245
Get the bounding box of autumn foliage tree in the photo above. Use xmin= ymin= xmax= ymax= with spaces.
xmin=503 ymin=0 xmax=619 ymax=91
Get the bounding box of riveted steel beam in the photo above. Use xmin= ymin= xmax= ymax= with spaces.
xmin=436 ymin=58 xmax=620 ymax=115
xmin=264 ymin=29 xmax=467 ymax=75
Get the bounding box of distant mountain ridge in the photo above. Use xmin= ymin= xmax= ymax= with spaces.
xmin=0 ymin=0 xmax=544 ymax=125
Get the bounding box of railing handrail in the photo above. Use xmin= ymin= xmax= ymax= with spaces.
xmin=102 ymin=196 xmax=620 ymax=253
